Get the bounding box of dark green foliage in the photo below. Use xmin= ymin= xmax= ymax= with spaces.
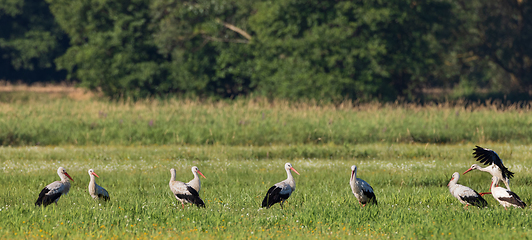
xmin=47 ymin=0 xmax=169 ymax=99
xmin=2 ymin=0 xmax=532 ymax=101
xmin=248 ymin=0 xmax=458 ymax=101
xmin=0 ymin=0 xmax=68 ymax=82
xmin=458 ymin=0 xmax=532 ymax=93
xmin=150 ymin=0 xmax=257 ymax=98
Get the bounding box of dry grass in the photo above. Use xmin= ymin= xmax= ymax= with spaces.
xmin=1 ymin=83 xmax=532 ymax=146
xmin=0 ymin=81 xmax=95 ymax=100
xmin=1 ymin=82 xmax=531 ymax=111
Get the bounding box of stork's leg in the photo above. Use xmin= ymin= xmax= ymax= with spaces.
xmin=479 ymin=192 xmax=491 ymax=197
xmin=181 ymin=202 xmax=185 ymax=210
xmin=464 ymin=204 xmax=469 ymax=209
xmin=362 ymin=204 xmax=366 ymax=207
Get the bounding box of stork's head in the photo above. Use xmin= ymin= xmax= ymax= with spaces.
xmin=351 ymin=165 xmax=357 ymax=180
xmin=58 ymin=167 xmax=74 ymax=181
xmin=88 ymin=169 xmax=100 ymax=178
xmin=191 ymin=166 xmax=206 ymax=179
xmin=448 ymin=172 xmax=460 ymax=186
xmin=285 ymin=163 xmax=300 ymax=175
xmin=463 ymin=164 xmax=480 ymax=175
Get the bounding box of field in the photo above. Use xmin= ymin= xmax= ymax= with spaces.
xmin=2 ymin=144 xmax=532 ymax=239
xmin=2 ymin=89 xmax=532 ymax=146
xmin=2 ymin=87 xmax=532 ymax=239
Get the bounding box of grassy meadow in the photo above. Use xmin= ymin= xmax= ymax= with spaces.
xmin=2 ymin=88 xmax=532 ymax=239
xmin=2 ymin=90 xmax=532 ymax=146
xmin=1 ymin=144 xmax=532 ymax=239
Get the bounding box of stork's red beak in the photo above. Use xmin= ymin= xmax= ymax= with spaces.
xmin=463 ymin=168 xmax=473 ymax=175
xmin=197 ymin=170 xmax=206 ymax=179
xmin=290 ymin=167 xmax=300 ymax=175
xmin=91 ymin=172 xmax=100 ymax=178
xmin=65 ymin=172 xmax=74 ymax=181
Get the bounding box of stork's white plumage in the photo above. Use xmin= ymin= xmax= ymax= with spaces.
xmin=35 ymin=167 xmax=74 ymax=207
xmin=464 ymin=146 xmax=513 ymax=191
xmin=169 ymin=167 xmax=206 ymax=209
xmin=88 ymin=169 xmax=110 ymax=201
xmin=350 ymin=165 xmax=377 ymax=207
xmin=447 ymin=172 xmax=487 ymax=208
xmin=262 ymin=163 xmax=300 ymax=209
xmin=490 ymin=176 xmax=526 ymax=210
xmin=463 ymin=164 xmax=508 ymax=195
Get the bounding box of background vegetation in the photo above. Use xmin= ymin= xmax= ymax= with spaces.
xmin=2 ymin=0 xmax=531 ymax=101
xmin=0 ymin=90 xmax=530 ymax=146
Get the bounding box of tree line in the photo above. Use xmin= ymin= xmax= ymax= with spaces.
xmin=1 ymin=0 xmax=530 ymax=101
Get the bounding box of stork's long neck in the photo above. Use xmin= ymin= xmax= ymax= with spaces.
xmin=473 ymin=165 xmax=487 ymax=173
xmin=60 ymin=173 xmax=70 ymax=183
xmin=88 ymin=174 xmax=96 ymax=196
xmin=286 ymin=168 xmax=295 ymax=189
xmin=478 ymin=164 xmax=501 ymax=175
xmin=188 ymin=171 xmax=201 ymax=192
xmin=448 ymin=177 xmax=458 ymax=189
xmin=490 ymin=179 xmax=497 ymax=191
xmin=59 ymin=173 xmax=71 ymax=195
xmin=89 ymin=174 xmax=96 ymax=186
xmin=170 ymin=170 xmax=176 ymax=183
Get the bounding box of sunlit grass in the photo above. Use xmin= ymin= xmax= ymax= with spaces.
xmin=2 ymin=144 xmax=532 ymax=239
xmin=2 ymin=95 xmax=532 ymax=146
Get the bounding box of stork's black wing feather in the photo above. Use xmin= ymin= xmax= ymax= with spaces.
xmin=473 ymin=146 xmax=501 ymax=165
xmin=35 ymin=187 xmax=62 ymax=207
xmin=175 ymin=186 xmax=205 ymax=208
xmin=262 ymin=186 xmax=283 ymax=208
xmin=473 ymin=146 xmax=514 ymax=179
xmin=360 ymin=190 xmax=378 ymax=205
xmin=460 ymin=191 xmax=487 ymax=208
xmin=498 ymin=191 xmax=526 ymax=208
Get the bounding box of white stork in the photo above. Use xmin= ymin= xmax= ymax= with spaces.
xmin=463 ymin=146 xmax=513 ymax=192
xmin=35 ymin=167 xmax=74 ymax=207
xmin=490 ymin=176 xmax=526 ymax=210
xmin=350 ymin=165 xmax=377 ymax=207
xmin=447 ymin=172 xmax=487 ymax=209
xmin=169 ymin=166 xmax=206 ymax=209
xmin=88 ymin=169 xmax=110 ymax=201
xmin=262 ymin=163 xmax=300 ymax=209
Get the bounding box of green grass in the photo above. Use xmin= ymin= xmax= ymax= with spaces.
xmin=2 ymin=95 xmax=532 ymax=146
xmin=2 ymin=144 xmax=532 ymax=239
xmin=2 ymin=92 xmax=532 ymax=238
